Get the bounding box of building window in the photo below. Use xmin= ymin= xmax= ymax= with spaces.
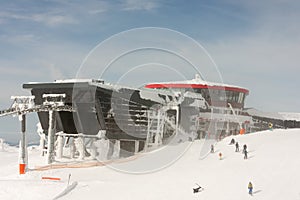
xmin=238 ymin=93 xmax=244 ymax=103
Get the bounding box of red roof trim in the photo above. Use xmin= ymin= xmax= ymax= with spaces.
xmin=145 ymin=83 xmax=249 ymax=94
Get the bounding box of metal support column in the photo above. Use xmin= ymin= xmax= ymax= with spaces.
xmin=154 ymin=110 xmax=161 ymax=147
xmin=19 ymin=114 xmax=28 ymax=173
xmin=46 ymin=110 xmax=56 ymax=164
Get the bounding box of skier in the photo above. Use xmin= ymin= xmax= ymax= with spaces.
xmin=248 ymin=182 xmax=253 ymax=195
xmin=268 ymin=122 xmax=273 ymax=131
xmin=210 ymin=144 xmax=214 ymax=153
xmin=193 ymin=184 xmax=202 ymax=193
xmin=229 ymin=138 xmax=235 ymax=145
xmin=243 ymin=144 xmax=247 ymax=153
xmin=235 ymin=142 xmax=239 ymax=152
xmin=244 ymin=149 xmax=248 ymax=159
xmin=219 ymin=152 xmax=222 ymax=160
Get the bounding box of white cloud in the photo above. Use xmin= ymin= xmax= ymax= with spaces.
xmin=30 ymin=13 xmax=77 ymax=26
xmin=121 ymin=0 xmax=159 ymax=11
xmin=0 ymin=34 xmax=41 ymax=46
xmin=0 ymin=10 xmax=77 ymax=26
xmin=0 ymin=65 xmax=44 ymax=78
xmin=88 ymin=8 xmax=107 ymax=15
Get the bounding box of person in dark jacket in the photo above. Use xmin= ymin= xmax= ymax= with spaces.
xmin=235 ymin=142 xmax=239 ymax=152
xmin=210 ymin=144 xmax=214 ymax=153
xmin=244 ymin=149 xmax=248 ymax=159
xmin=229 ymin=138 xmax=235 ymax=145
xmin=243 ymin=144 xmax=247 ymax=153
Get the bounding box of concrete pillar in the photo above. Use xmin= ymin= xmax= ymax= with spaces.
xmin=107 ymin=140 xmax=114 ymax=160
xmin=112 ymin=140 xmax=120 ymax=159
xmin=135 ymin=140 xmax=139 ymax=154
xmin=56 ymin=135 xmax=64 ymax=159
xmin=90 ymin=138 xmax=97 ymax=159
xmin=19 ymin=114 xmax=28 ymax=173
xmin=70 ymin=138 xmax=76 ymax=159
xmin=46 ymin=110 xmax=56 ymax=164
xmin=74 ymin=137 xmax=85 ymax=160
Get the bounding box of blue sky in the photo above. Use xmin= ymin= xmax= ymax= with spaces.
xmin=0 ymin=0 xmax=300 ymax=142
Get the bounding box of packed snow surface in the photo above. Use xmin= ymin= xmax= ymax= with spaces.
xmin=1 ymin=129 xmax=300 ymax=200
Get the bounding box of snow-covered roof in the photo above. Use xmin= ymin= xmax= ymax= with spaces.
xmin=26 ymin=79 xmax=103 ymax=85
xmin=279 ymin=112 xmax=300 ymax=121
xmin=90 ymin=80 xmax=178 ymax=104
xmin=145 ymin=74 xmax=249 ymax=94
xmin=246 ymin=108 xmax=284 ymax=120
xmin=246 ymin=108 xmax=300 ymax=121
xmin=55 ymin=79 xmax=104 ymax=84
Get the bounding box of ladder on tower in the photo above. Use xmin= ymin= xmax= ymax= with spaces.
xmin=145 ymin=108 xmax=166 ymax=150
xmin=145 ymin=105 xmax=196 ymax=151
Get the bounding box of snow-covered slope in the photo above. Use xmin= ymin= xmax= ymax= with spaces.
xmin=1 ymin=129 xmax=300 ymax=200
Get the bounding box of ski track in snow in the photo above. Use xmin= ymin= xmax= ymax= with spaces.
xmin=53 ymin=181 xmax=78 ymax=200
xmin=0 ymin=129 xmax=300 ymax=199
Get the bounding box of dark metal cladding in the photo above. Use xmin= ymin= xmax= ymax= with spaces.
xmin=23 ymin=81 xmax=164 ymax=141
